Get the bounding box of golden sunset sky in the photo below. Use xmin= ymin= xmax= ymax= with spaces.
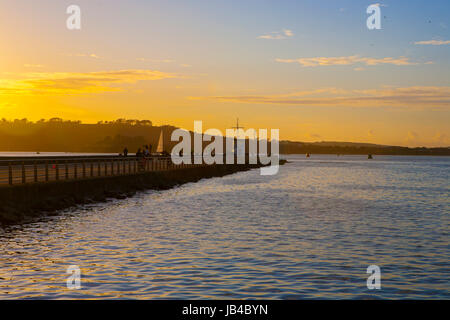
xmin=0 ymin=0 xmax=449 ymax=147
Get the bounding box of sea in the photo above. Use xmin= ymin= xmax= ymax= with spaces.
xmin=0 ymin=154 xmax=448 ymax=299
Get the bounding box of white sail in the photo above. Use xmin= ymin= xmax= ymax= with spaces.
xmin=156 ymin=131 xmax=164 ymax=153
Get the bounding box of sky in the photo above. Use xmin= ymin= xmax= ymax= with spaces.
xmin=0 ymin=0 xmax=449 ymax=147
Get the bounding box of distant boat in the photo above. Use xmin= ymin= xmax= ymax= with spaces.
xmin=368 ymin=154 xmax=373 ymax=159
xmin=156 ymin=130 xmax=164 ymax=154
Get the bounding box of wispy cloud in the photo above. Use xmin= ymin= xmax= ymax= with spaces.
xmin=137 ymin=58 xmax=175 ymax=63
xmin=257 ymin=29 xmax=294 ymax=40
xmin=276 ymin=55 xmax=416 ymax=67
xmin=66 ymin=53 xmax=101 ymax=59
xmin=189 ymin=86 xmax=450 ymax=109
xmin=308 ymin=133 xmax=322 ymax=139
xmin=414 ymin=40 xmax=450 ymax=45
xmin=0 ymin=70 xmax=181 ymax=95
xmin=283 ymin=29 xmax=294 ymax=37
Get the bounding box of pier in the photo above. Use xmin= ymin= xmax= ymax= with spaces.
xmin=0 ymin=156 xmax=203 ymax=186
xmin=0 ymin=155 xmax=281 ymax=224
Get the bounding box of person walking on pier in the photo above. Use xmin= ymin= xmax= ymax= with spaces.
xmin=143 ymin=145 xmax=151 ymax=171
xmin=136 ymin=147 xmax=146 ymax=172
xmin=123 ymin=147 xmax=128 ymax=157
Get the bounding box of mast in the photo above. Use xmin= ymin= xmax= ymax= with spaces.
xmin=230 ymin=118 xmax=245 ymax=154
xmin=231 ymin=118 xmax=244 ymax=132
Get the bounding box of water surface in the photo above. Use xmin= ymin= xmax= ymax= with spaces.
xmin=0 ymin=155 xmax=449 ymax=299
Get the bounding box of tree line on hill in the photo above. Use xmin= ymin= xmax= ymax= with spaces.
xmin=0 ymin=118 xmax=165 ymax=153
xmin=0 ymin=119 xmax=448 ymax=155
xmin=280 ymin=141 xmax=450 ymax=156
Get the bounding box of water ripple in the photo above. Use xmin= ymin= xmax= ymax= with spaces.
xmin=0 ymin=155 xmax=449 ymax=299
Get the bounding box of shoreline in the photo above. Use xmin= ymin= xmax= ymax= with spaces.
xmin=0 ymin=161 xmax=286 ymax=226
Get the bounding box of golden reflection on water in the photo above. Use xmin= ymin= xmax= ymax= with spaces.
xmin=0 ymin=155 xmax=449 ymax=299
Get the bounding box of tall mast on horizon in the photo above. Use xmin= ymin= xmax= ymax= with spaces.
xmin=231 ymin=118 xmax=244 ymax=132
xmin=230 ymin=118 xmax=246 ymax=154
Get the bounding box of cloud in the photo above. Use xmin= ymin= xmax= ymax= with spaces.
xmin=189 ymin=86 xmax=450 ymax=109
xmin=414 ymin=40 xmax=450 ymax=45
xmin=137 ymin=58 xmax=175 ymax=63
xmin=308 ymin=133 xmax=321 ymax=139
xmin=67 ymin=53 xmax=101 ymax=59
xmin=0 ymin=69 xmax=181 ymax=95
xmin=283 ymin=29 xmax=294 ymax=37
xmin=257 ymin=29 xmax=294 ymax=40
xmin=276 ymin=55 xmax=416 ymax=67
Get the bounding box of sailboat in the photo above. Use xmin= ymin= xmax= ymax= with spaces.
xmin=156 ymin=130 xmax=164 ymax=154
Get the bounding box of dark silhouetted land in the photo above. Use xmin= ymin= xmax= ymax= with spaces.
xmin=1 ymin=118 xmax=449 ymax=155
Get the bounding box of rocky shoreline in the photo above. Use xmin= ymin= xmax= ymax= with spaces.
xmin=0 ymin=162 xmax=285 ymax=225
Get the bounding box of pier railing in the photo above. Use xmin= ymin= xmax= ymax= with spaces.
xmin=0 ymin=156 xmax=207 ymax=186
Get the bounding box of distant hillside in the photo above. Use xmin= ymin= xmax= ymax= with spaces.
xmin=302 ymin=141 xmax=387 ymax=147
xmin=280 ymin=140 xmax=450 ymax=156
xmin=0 ymin=118 xmax=448 ymax=155
xmin=0 ymin=118 xmax=176 ymax=153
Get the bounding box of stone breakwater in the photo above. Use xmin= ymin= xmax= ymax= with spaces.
xmin=0 ymin=161 xmax=286 ymax=225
